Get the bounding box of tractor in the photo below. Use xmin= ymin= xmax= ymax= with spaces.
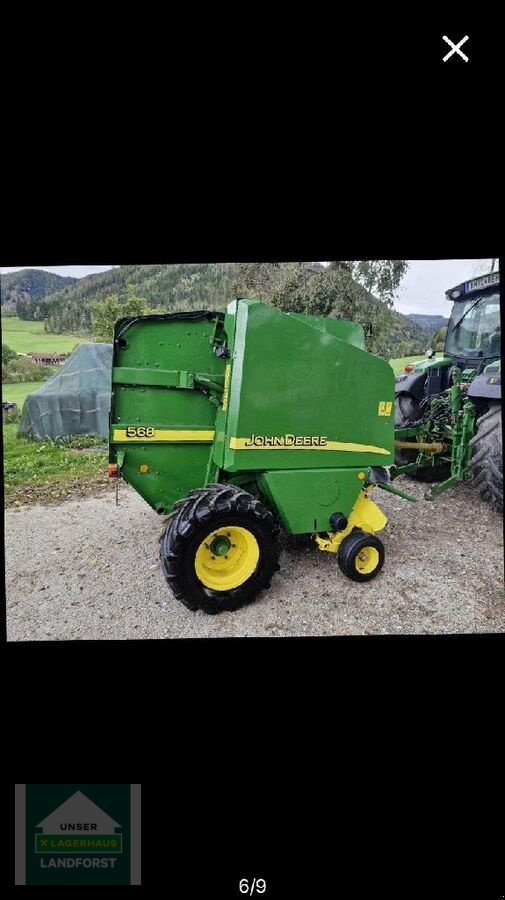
xmin=393 ymin=269 xmax=501 ymax=511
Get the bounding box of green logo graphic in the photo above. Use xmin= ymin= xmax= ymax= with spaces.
xmin=26 ymin=785 xmax=131 ymax=885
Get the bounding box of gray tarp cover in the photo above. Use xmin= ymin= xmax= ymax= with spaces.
xmin=18 ymin=342 xmax=113 ymax=440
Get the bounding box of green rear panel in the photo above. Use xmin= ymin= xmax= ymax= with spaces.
xmin=109 ymin=312 xmax=226 ymax=514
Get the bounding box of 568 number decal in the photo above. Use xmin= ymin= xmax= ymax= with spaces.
xmin=126 ymin=426 xmax=155 ymax=438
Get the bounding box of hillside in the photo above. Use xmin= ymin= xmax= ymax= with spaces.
xmin=382 ymin=308 xmax=431 ymax=357
xmin=407 ymin=313 xmax=449 ymax=334
xmin=28 ymin=263 xmax=237 ymax=333
xmin=0 ymin=269 xmax=77 ymax=313
xmin=4 ymin=263 xmax=431 ymax=357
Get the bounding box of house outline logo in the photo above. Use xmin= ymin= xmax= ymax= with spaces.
xmin=35 ymin=790 xmax=123 ymax=854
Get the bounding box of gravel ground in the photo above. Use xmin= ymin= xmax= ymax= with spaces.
xmin=5 ymin=478 xmax=505 ymax=640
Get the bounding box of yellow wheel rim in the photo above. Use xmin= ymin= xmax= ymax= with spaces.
xmin=194 ymin=526 xmax=260 ymax=591
xmin=355 ymin=546 xmax=380 ymax=575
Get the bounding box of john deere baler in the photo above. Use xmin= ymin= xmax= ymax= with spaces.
xmin=109 ymin=299 xmax=396 ymax=612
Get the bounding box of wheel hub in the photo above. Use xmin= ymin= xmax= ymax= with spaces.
xmin=355 ymin=546 xmax=379 ymax=574
xmin=195 ymin=526 xmax=260 ymax=590
xmin=209 ymin=534 xmax=232 ymax=556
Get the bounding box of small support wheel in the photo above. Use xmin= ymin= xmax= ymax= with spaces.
xmin=337 ymin=530 xmax=385 ymax=582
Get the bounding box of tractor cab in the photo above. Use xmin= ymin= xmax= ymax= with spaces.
xmin=444 ymin=271 xmax=500 ymax=371
xmin=395 ymin=269 xmax=501 ymax=404
xmin=394 ymin=267 xmax=501 ymax=512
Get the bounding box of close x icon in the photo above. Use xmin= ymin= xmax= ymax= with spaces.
xmin=442 ymin=34 xmax=469 ymax=62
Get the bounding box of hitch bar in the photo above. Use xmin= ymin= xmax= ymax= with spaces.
xmin=394 ymin=440 xmax=448 ymax=455
xmin=374 ymin=481 xmax=418 ymax=502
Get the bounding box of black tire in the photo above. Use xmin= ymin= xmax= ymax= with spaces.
xmin=158 ymin=483 xmax=244 ymax=540
xmin=394 ymin=393 xmax=450 ymax=483
xmin=160 ymin=484 xmax=281 ymax=613
xmin=337 ymin=530 xmax=385 ymax=583
xmin=469 ymin=403 xmax=503 ymax=513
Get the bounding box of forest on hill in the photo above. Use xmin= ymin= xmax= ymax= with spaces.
xmin=5 ymin=264 xmax=236 ymax=334
xmin=0 ymin=269 xmax=77 ymax=312
xmin=406 ymin=313 xmax=449 ymax=334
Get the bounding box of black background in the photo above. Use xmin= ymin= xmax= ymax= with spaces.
xmin=3 ymin=13 xmax=503 ymax=898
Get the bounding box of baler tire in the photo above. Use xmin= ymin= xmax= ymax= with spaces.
xmin=159 ymin=484 xmax=281 ymax=613
xmin=158 ymin=483 xmax=244 ymax=542
xmin=337 ymin=530 xmax=385 ymax=583
xmin=394 ymin=393 xmax=450 ymax=483
xmin=468 ymin=403 xmax=503 ymax=513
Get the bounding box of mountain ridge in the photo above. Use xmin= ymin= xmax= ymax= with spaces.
xmin=0 ymin=269 xmax=78 ymax=311
xmin=406 ymin=313 xmax=449 ymax=334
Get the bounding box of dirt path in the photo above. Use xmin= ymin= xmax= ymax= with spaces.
xmin=5 ymin=479 xmax=504 ymax=640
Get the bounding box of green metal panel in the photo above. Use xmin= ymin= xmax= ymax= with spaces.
xmin=258 ymin=468 xmax=368 ymax=533
xmin=118 ymin=443 xmax=214 ymax=514
xmin=223 ymin=300 xmax=395 ymax=473
xmin=289 ymin=313 xmax=365 ymax=349
xmin=109 ymin=313 xmax=225 ymax=514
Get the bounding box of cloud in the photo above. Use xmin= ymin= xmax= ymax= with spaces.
xmin=395 ymin=259 xmax=494 ymax=316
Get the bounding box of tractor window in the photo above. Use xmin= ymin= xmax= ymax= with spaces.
xmin=445 ymin=292 xmax=501 ymax=358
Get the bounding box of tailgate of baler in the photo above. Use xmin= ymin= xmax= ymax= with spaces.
xmin=109 ymin=310 xmax=227 ymax=514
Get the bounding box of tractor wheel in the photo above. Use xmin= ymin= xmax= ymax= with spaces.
xmin=394 ymin=393 xmax=450 ymax=483
xmin=469 ymin=403 xmax=503 ymax=513
xmin=337 ymin=530 xmax=385 ymax=582
xmin=159 ymin=484 xmax=281 ymax=613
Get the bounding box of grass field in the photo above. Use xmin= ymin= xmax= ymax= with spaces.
xmin=1 ymin=316 xmax=86 ymax=353
xmin=2 ymin=317 xmax=106 ymax=505
xmin=2 ymin=382 xmax=44 ymax=407
xmin=3 ymin=422 xmax=108 ymax=504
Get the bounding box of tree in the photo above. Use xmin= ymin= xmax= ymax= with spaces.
xmin=2 ymin=343 xmax=17 ymax=365
xmin=3 ymin=355 xmax=57 ymax=383
xmin=15 ymin=297 xmax=35 ymax=320
xmin=334 ymin=260 xmax=409 ymax=306
xmin=91 ymin=290 xmax=154 ymax=342
xmin=430 ymin=326 xmax=447 ymax=352
xmin=91 ymin=289 xmax=166 ymax=343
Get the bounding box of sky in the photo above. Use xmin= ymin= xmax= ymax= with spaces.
xmin=394 ymin=259 xmax=494 ymax=316
xmin=0 ymin=259 xmax=496 ymax=316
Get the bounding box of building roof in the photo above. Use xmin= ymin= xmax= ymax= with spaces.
xmin=29 ymin=352 xmax=67 ymax=359
xmin=36 ymin=790 xmax=121 ymax=833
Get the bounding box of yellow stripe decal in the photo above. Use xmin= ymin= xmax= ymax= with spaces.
xmin=112 ymin=429 xmax=215 ymax=442
xmin=229 ymin=437 xmax=390 ymax=455
xmin=222 ymin=364 xmax=232 ymax=411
